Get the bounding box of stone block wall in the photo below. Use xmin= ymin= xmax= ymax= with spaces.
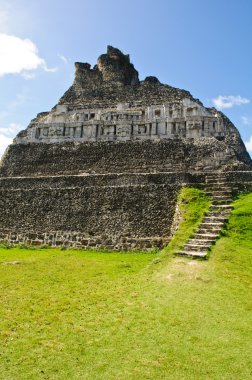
xmin=1 ymin=137 xmax=251 ymax=178
xmin=0 ymin=171 xmax=251 ymax=250
xmin=0 ymin=173 xmax=194 ymax=250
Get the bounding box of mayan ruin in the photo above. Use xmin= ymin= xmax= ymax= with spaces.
xmin=0 ymin=46 xmax=252 ymax=256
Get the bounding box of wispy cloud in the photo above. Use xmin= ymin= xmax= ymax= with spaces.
xmin=8 ymin=91 xmax=28 ymax=108
xmin=0 ymin=33 xmax=58 ymax=78
xmin=21 ymin=72 xmax=37 ymax=80
xmin=0 ymin=110 xmax=8 ymax=119
xmin=0 ymin=91 xmax=29 ymax=123
xmin=245 ymin=136 xmax=252 ymax=154
xmin=0 ymin=9 xmax=8 ymax=30
xmin=212 ymin=95 xmax=250 ymax=110
xmin=58 ymin=54 xmax=70 ymax=64
xmin=0 ymin=122 xmax=23 ymax=137
xmin=0 ymin=2 xmax=10 ymax=33
xmin=241 ymin=116 xmax=251 ymax=126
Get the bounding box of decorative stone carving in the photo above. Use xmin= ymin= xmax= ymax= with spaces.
xmin=48 ymin=126 xmax=64 ymax=137
xmin=117 ymin=125 xmax=131 ymax=138
xmin=15 ymin=99 xmax=233 ymax=144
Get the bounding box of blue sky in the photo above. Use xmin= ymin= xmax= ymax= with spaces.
xmin=0 ymin=0 xmax=252 ymax=156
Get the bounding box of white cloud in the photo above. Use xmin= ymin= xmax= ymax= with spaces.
xmin=0 ymin=123 xmax=23 ymax=158
xmin=212 ymin=95 xmax=250 ymax=110
xmin=241 ymin=116 xmax=251 ymax=126
xmin=0 ymin=134 xmax=12 ymax=157
xmin=245 ymin=136 xmax=252 ymax=153
xmin=0 ymin=33 xmax=57 ymax=78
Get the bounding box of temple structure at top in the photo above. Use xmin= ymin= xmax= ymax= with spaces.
xmin=15 ymin=46 xmax=238 ymax=145
xmin=15 ymin=98 xmax=232 ymax=144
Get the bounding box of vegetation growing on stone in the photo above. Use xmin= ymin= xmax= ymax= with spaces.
xmin=163 ymin=187 xmax=211 ymax=257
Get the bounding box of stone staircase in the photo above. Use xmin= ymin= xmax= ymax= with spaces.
xmin=177 ymin=173 xmax=233 ymax=259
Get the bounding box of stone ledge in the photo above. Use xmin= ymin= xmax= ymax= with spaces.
xmin=0 ymin=229 xmax=170 ymax=251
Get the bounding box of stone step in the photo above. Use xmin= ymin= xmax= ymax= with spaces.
xmin=205 ymin=177 xmax=227 ymax=181
xmin=205 ymin=180 xmax=230 ymax=184
xmin=203 ymin=216 xmax=228 ymax=223
xmin=198 ymin=223 xmax=223 ymax=229
xmin=205 ymin=209 xmax=231 ymax=217
xmin=206 ymin=181 xmax=230 ymax=184
xmin=197 ymin=228 xmax=222 ymax=234
xmin=205 ymin=172 xmax=227 ymax=178
xmin=207 ymin=188 xmax=231 ymax=193
xmin=206 ymin=187 xmax=232 ymax=192
xmin=206 ymin=191 xmax=232 ymax=196
xmin=212 ymin=196 xmax=232 ymax=201
xmin=204 ymin=214 xmax=226 ymax=220
xmin=205 ymin=216 xmax=230 ymax=220
xmin=205 ymin=179 xmax=227 ymax=182
xmin=211 ymin=194 xmax=232 ymax=198
xmin=206 ymin=182 xmax=229 ymax=186
xmin=212 ymin=201 xmax=232 ymax=206
xmin=205 ymin=173 xmax=226 ymax=176
xmin=198 ymin=228 xmax=222 ymax=234
xmin=205 ymin=210 xmax=230 ymax=215
xmin=209 ymin=197 xmax=232 ymax=201
xmin=188 ymin=238 xmax=215 ymax=244
xmin=207 ymin=186 xmax=228 ymax=189
xmin=200 ymin=222 xmax=224 ymax=227
xmin=210 ymin=205 xmax=233 ymax=210
xmin=184 ymin=243 xmax=212 ymax=251
xmin=206 ymin=182 xmax=228 ymax=186
xmin=206 ymin=174 xmax=227 ymax=176
xmin=194 ymin=233 xmax=218 ymax=240
xmin=177 ymin=250 xmax=208 ymax=259
xmin=198 ymin=224 xmax=223 ymax=231
xmin=203 ymin=212 xmax=230 ymax=223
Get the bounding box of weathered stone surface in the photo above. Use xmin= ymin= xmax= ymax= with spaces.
xmin=1 ymin=137 xmax=251 ymax=178
xmin=0 ymin=46 xmax=251 ymax=250
xmin=7 ymin=46 xmax=249 ymax=160
xmin=0 ymin=173 xmax=197 ymax=249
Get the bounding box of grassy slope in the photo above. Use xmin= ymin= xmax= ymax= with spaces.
xmin=0 ymin=190 xmax=252 ymax=380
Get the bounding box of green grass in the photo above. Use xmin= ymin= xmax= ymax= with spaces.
xmin=0 ymin=191 xmax=252 ymax=379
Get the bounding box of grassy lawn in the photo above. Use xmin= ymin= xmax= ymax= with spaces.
xmin=0 ymin=190 xmax=252 ymax=379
